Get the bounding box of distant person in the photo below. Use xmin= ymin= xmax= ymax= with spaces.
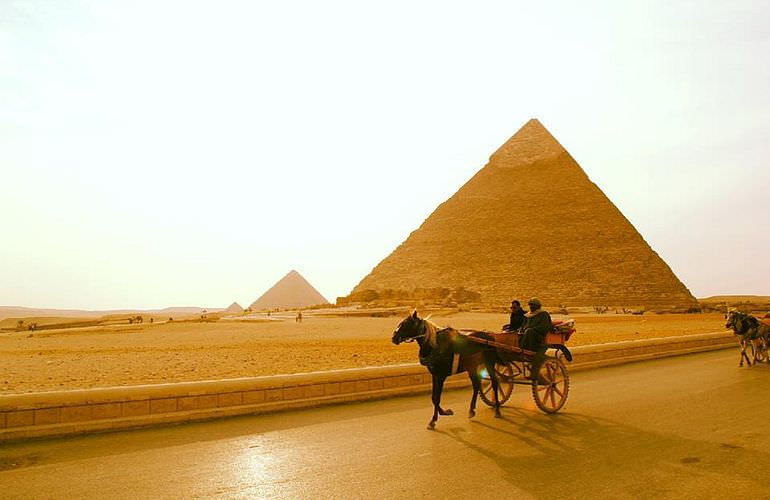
xmin=296 ymin=311 xmax=303 ymax=323
xmin=503 ymin=300 xmax=526 ymax=332
xmin=520 ymin=297 xmax=552 ymax=380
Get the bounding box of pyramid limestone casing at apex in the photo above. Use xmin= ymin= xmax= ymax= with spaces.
xmin=352 ymin=119 xmax=697 ymax=307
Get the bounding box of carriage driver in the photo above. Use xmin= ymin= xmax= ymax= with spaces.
xmin=520 ymin=297 xmax=553 ymax=380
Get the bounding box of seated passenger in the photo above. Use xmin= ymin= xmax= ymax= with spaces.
xmin=503 ymin=300 xmax=526 ymax=332
xmin=520 ymin=297 xmax=552 ymax=380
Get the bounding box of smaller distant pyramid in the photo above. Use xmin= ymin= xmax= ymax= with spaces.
xmin=249 ymin=270 xmax=329 ymax=310
xmin=224 ymin=302 xmax=244 ymax=313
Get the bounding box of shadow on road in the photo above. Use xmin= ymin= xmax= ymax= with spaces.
xmin=436 ymin=410 xmax=770 ymax=498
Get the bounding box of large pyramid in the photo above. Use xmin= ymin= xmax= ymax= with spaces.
xmin=351 ymin=119 xmax=697 ymax=307
xmin=250 ymin=270 xmax=329 ymax=310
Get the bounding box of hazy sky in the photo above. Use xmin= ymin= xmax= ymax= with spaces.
xmin=2 ymin=0 xmax=768 ymax=309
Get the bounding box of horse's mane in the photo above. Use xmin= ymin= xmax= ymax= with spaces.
xmin=731 ymin=310 xmax=757 ymax=321
xmin=423 ymin=317 xmax=444 ymax=348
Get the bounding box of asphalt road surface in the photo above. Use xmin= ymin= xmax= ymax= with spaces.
xmin=2 ymin=349 xmax=770 ymax=499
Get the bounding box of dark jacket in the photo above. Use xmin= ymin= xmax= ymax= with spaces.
xmin=504 ymin=308 xmax=527 ymax=332
xmin=520 ymin=309 xmax=552 ymax=350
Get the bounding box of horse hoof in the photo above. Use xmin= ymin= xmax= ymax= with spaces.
xmin=494 ymin=411 xmax=502 ymax=419
xmin=427 ymin=422 xmax=436 ymax=430
xmin=440 ymin=409 xmax=454 ymax=416
xmin=468 ymin=411 xmax=476 ymax=419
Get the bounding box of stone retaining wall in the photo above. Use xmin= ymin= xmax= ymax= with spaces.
xmin=0 ymin=332 xmax=734 ymax=442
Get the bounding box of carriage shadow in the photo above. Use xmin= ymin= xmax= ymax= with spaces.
xmin=436 ymin=411 xmax=770 ymax=498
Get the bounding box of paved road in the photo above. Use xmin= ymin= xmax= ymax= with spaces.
xmin=2 ymin=349 xmax=770 ymax=499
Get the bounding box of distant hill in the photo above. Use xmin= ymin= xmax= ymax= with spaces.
xmin=699 ymin=295 xmax=770 ymax=303
xmin=0 ymin=305 xmax=221 ymax=321
xmin=698 ymin=295 xmax=770 ymax=313
xmin=249 ymin=270 xmax=329 ymax=310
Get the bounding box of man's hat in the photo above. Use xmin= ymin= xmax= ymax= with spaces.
xmin=528 ymin=297 xmax=542 ymax=308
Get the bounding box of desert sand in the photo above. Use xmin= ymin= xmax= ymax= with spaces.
xmin=0 ymin=312 xmax=728 ymax=394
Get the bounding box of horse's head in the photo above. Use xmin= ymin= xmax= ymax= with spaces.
xmin=725 ymin=311 xmax=734 ymax=329
xmin=392 ymin=310 xmax=424 ymax=345
xmin=725 ymin=311 xmax=743 ymax=333
xmin=726 ymin=310 xmax=753 ymax=334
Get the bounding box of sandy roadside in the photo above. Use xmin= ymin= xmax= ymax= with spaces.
xmin=0 ymin=312 xmax=728 ymax=394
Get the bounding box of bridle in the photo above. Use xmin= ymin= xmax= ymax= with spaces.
xmin=400 ymin=319 xmax=427 ymax=343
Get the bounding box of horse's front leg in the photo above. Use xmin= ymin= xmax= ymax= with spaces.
xmin=744 ymin=339 xmax=753 ymax=366
xmin=428 ymin=375 xmax=439 ymax=430
xmin=436 ymin=376 xmax=453 ymax=416
xmin=428 ymin=375 xmax=450 ymax=429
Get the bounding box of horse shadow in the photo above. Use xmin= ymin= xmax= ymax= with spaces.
xmin=436 ymin=410 xmax=770 ymax=498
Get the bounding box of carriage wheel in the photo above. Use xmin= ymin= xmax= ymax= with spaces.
xmin=531 ymin=357 xmax=569 ymax=414
xmin=479 ymin=362 xmax=517 ymax=407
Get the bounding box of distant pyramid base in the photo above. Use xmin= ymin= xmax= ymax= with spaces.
xmin=250 ymin=270 xmax=329 ymax=310
xmin=345 ymin=119 xmax=697 ymax=309
xmin=339 ymin=288 xmax=695 ymax=309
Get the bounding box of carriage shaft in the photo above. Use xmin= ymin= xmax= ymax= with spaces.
xmin=462 ymin=334 xmax=536 ymax=358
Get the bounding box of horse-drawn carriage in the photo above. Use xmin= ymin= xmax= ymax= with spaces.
xmin=392 ymin=311 xmax=576 ymax=429
xmin=468 ymin=319 xmax=575 ymax=414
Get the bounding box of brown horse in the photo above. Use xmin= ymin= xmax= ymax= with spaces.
xmin=392 ymin=310 xmax=502 ymax=430
xmin=725 ymin=311 xmax=770 ymax=366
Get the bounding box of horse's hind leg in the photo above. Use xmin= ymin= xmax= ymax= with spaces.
xmin=484 ymin=357 xmax=502 ymax=418
xmin=428 ymin=376 xmax=439 ymax=430
xmin=739 ymin=340 xmax=749 ymax=367
xmin=468 ymin=370 xmax=481 ymax=419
